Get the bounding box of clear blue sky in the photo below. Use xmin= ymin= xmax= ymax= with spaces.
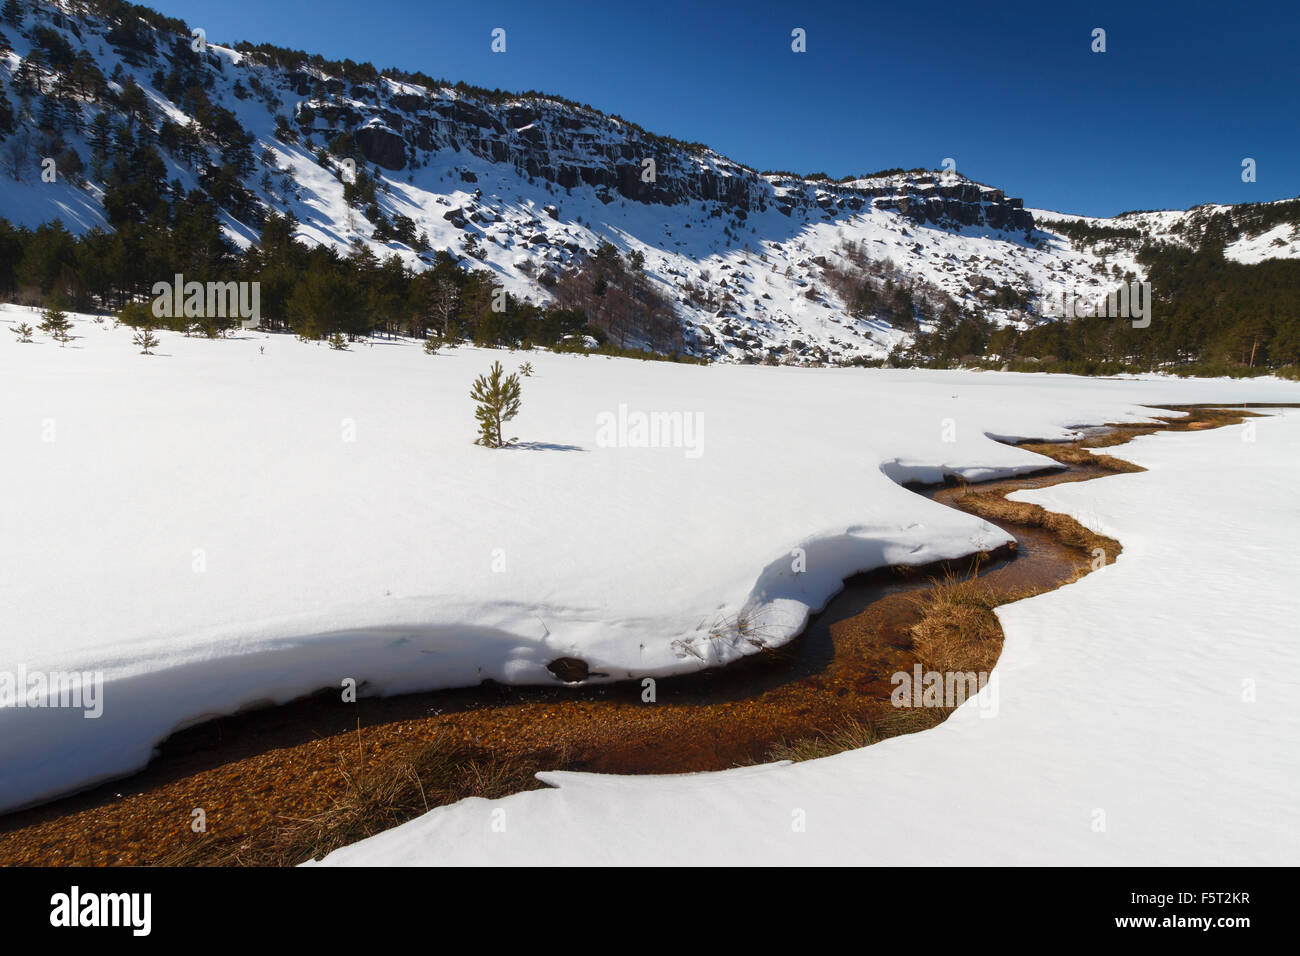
xmin=148 ymin=0 xmax=1297 ymax=217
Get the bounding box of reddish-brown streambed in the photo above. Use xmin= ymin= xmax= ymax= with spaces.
xmin=0 ymin=405 xmax=1266 ymax=865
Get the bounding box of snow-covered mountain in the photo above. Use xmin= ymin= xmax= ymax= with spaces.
xmin=2 ymin=0 xmax=1298 ymax=362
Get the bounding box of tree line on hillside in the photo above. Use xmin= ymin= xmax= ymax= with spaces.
xmin=0 ymin=209 xmax=704 ymax=360
xmin=897 ymin=242 xmax=1300 ymax=377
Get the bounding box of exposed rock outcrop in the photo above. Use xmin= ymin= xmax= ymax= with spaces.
xmin=298 ymin=90 xmax=1035 ymax=232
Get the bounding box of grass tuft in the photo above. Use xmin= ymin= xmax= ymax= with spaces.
xmin=907 ymin=571 xmax=1005 ymax=674
xmin=766 ymin=718 xmax=880 ymax=762
xmin=155 ymin=738 xmax=547 ymax=866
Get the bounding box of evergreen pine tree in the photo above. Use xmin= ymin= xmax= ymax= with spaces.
xmin=132 ymin=325 xmax=159 ymax=354
xmin=0 ymin=84 xmax=13 ymax=135
xmin=11 ymin=320 xmax=33 ymax=342
xmin=39 ymin=291 xmax=71 ymax=345
xmin=86 ymin=111 xmax=111 ymax=170
xmin=470 ymin=360 xmax=521 ymax=448
xmin=118 ymin=301 xmax=152 ymax=327
xmin=37 ymin=91 xmax=60 ymax=132
xmin=56 ymin=145 xmax=82 ymax=183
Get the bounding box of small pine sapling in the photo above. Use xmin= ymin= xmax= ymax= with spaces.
xmin=40 ymin=293 xmax=73 ymax=346
xmin=133 ymin=326 xmax=159 ymax=354
xmin=11 ymin=321 xmax=33 ymax=343
xmin=470 ymin=360 xmax=522 ymax=448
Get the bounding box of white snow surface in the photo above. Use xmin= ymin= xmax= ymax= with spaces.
xmin=1225 ymin=222 xmax=1300 ymax=264
xmin=315 ymin=406 xmax=1300 ymax=866
xmin=2 ymin=303 xmax=1299 ymax=818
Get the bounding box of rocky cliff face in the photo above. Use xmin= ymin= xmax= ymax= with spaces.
xmin=299 ymin=78 xmax=1034 ymax=233
xmin=874 ymin=179 xmax=1033 ymax=232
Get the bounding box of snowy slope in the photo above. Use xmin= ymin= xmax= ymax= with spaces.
xmin=314 ymin=408 xmax=1300 ymax=866
xmin=1033 ymin=199 xmax=1300 ymax=273
xmin=2 ymin=302 xmax=1299 ymax=813
xmin=1225 ymin=221 xmax=1300 ymax=264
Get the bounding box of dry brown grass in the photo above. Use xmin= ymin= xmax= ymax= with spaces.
xmin=957 ymin=490 xmax=1120 ymax=565
xmin=763 ymin=707 xmax=955 ymax=764
xmin=766 ymin=718 xmax=881 ymax=762
xmin=874 ymin=705 xmax=955 ymax=736
xmin=1071 ymin=406 xmax=1257 ymax=451
xmin=763 ymin=573 xmax=1017 ymax=765
xmin=907 ymin=571 xmax=1006 ymax=674
xmin=155 ymin=738 xmax=548 ymax=866
xmin=1018 ymin=442 xmax=1143 ymax=473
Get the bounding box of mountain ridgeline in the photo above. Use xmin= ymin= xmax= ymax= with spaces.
xmin=1 ymin=0 xmax=1298 ymax=375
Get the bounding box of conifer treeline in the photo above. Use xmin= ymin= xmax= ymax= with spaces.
xmin=0 ymin=210 xmax=701 ymax=357
xmin=898 ymin=241 xmax=1300 ymax=377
